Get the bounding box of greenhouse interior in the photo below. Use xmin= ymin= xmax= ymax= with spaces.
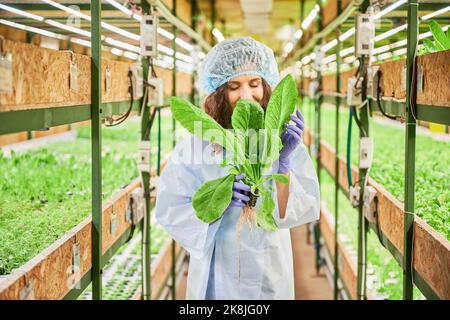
xmin=0 ymin=0 xmax=449 ymax=302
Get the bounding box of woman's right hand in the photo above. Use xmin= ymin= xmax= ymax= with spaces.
xmin=228 ymin=173 xmax=251 ymax=208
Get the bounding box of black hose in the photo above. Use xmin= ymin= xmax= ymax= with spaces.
xmin=104 ymin=70 xmax=135 ymax=127
xmin=352 ymin=105 xmax=367 ymax=137
xmin=346 ymin=107 xmax=353 ymax=188
xmin=376 ymin=70 xmax=397 ymax=120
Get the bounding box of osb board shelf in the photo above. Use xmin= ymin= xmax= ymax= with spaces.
xmin=323 ymin=0 xmax=354 ymax=27
xmin=150 ymin=239 xmax=183 ymax=300
xmin=0 ymin=131 xmax=28 ymax=147
xmin=0 ymin=161 xmax=167 ymax=300
xmin=0 ymin=125 xmax=72 ymax=147
xmin=320 ymin=203 xmax=378 ymax=300
xmin=305 ymin=129 xmax=450 ymax=299
xmin=318 ymin=50 xmax=450 ymax=107
xmin=131 ymin=242 xmax=186 ymax=300
xmin=0 ymin=40 xmax=193 ymax=112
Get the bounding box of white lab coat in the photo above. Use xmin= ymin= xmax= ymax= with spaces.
xmin=155 ymin=134 xmax=320 ymax=299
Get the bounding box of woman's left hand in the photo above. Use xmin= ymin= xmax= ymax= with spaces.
xmin=278 ymin=110 xmax=305 ymax=174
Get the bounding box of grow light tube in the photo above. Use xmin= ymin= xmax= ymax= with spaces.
xmin=322 ymin=54 xmax=337 ymax=65
xmin=0 ymin=19 xmax=66 ymax=40
xmin=1 ymin=3 xmax=190 ymax=63
xmin=104 ymin=37 xmax=140 ymax=53
xmin=1 ymin=3 xmax=197 ymax=67
xmin=372 ymin=44 xmax=390 ymax=55
xmin=320 ymin=0 xmax=407 ymax=53
xmin=333 ymin=7 xmax=449 ymax=58
xmin=212 ymin=28 xmax=225 ymax=42
xmin=104 ymin=0 xmax=141 ymax=21
xmin=322 ymin=39 xmax=338 ymax=52
xmin=393 ymin=48 xmax=407 ymax=56
xmin=301 ymin=55 xmax=312 ymax=65
xmin=284 ymin=41 xmax=294 ymax=55
xmin=41 ymin=0 xmax=138 ymax=42
xmin=0 ymin=19 xmax=140 ymax=61
xmin=70 ymin=37 xmax=92 ymax=48
xmin=373 ymin=0 xmax=407 ymax=20
xmin=421 ymin=6 xmax=450 ymax=20
xmin=175 ymin=37 xmax=194 ymax=51
xmin=110 ymin=47 xmax=124 ymax=56
xmin=43 ymin=0 xmax=193 ymax=53
xmin=45 ymin=19 xmax=91 ymax=38
xmin=294 ymin=29 xmax=303 ymax=40
xmin=158 ymin=44 xmax=192 ymax=63
xmin=374 ymin=24 xmax=407 ymax=42
xmin=339 ymin=28 xmax=355 ymax=41
xmin=105 ymin=0 xmax=195 ymax=52
xmin=0 ymin=3 xmax=44 ymax=21
xmin=418 ymin=24 xmax=449 ymax=40
xmin=302 ymin=4 xmax=320 ymax=30
xmin=376 ymin=52 xmax=392 ymax=61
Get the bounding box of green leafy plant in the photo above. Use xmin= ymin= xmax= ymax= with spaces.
xmin=170 ymin=74 xmax=298 ymax=231
xmin=419 ymin=20 xmax=450 ymax=55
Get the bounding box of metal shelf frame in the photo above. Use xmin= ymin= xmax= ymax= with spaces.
xmin=0 ymin=0 xmax=209 ymax=300
xmin=300 ymin=0 xmax=448 ymax=301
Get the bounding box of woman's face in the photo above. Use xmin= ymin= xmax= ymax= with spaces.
xmin=226 ymin=74 xmax=264 ymax=109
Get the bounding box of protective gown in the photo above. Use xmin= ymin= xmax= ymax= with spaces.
xmin=154 ymin=134 xmax=320 ymax=299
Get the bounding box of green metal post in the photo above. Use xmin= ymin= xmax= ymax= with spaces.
xmin=333 ymin=0 xmax=342 ymax=300
xmin=90 ymin=0 xmax=102 ymax=300
xmin=157 ymin=107 xmax=161 ymax=175
xmin=299 ymin=0 xmax=312 ymax=246
xmin=26 ymin=31 xmax=33 ymax=140
xmin=403 ymin=0 xmax=418 ymax=300
xmin=190 ymin=0 xmax=198 ymax=105
xmin=312 ymin=0 xmax=323 ymax=274
xmin=356 ymin=0 xmax=370 ymax=301
xmin=140 ymin=0 xmax=152 ymax=301
xmin=210 ymin=0 xmax=216 ymax=45
xmin=171 ymin=0 xmax=177 ymax=300
xmin=299 ymin=0 xmax=306 ymax=148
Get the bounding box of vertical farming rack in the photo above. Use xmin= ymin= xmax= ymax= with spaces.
xmin=284 ymin=0 xmax=449 ymax=300
xmin=0 ymin=0 xmax=211 ymax=300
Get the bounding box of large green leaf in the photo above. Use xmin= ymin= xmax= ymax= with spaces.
xmin=264 ymin=74 xmax=297 ymax=137
xmin=231 ymin=99 xmax=264 ymax=162
xmin=260 ymin=131 xmax=282 ymax=171
xmin=257 ymin=189 xmax=278 ymax=232
xmin=192 ymin=174 xmax=235 ymax=223
xmin=429 ymin=20 xmax=450 ymax=51
xmin=170 ymin=97 xmax=245 ymax=164
xmin=231 ymin=99 xmax=264 ymax=131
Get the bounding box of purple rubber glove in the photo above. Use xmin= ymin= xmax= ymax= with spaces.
xmin=227 ymin=173 xmax=251 ymax=209
xmin=278 ymin=110 xmax=305 ymax=174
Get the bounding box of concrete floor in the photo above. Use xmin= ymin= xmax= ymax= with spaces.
xmin=291 ymin=224 xmax=333 ymax=300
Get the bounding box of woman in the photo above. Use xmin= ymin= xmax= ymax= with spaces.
xmin=155 ymin=37 xmax=320 ymax=299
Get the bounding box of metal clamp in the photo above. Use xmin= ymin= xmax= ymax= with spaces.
xmin=0 ymin=36 xmax=13 ymax=95
xmin=105 ymin=67 xmax=111 ymax=94
xmin=68 ymin=51 xmax=78 ymax=93
xmin=110 ymin=207 xmax=117 ymax=236
xmin=125 ymin=194 xmax=133 ymax=224
xmin=0 ymin=35 xmax=5 ymax=57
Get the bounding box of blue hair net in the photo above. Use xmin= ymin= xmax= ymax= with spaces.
xmin=198 ymin=37 xmax=280 ymax=95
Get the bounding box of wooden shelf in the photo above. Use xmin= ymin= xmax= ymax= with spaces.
xmin=0 ymin=160 xmax=168 ymax=300
xmin=304 ymin=129 xmax=450 ymax=299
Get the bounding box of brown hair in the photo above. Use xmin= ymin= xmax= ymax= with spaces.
xmin=203 ymin=78 xmax=273 ymax=129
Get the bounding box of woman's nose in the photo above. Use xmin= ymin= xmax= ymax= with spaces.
xmin=239 ymin=87 xmax=254 ymax=100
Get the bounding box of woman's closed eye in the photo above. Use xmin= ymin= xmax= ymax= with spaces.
xmin=228 ymin=83 xmax=240 ymax=90
xmin=249 ymin=79 xmax=262 ymax=88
